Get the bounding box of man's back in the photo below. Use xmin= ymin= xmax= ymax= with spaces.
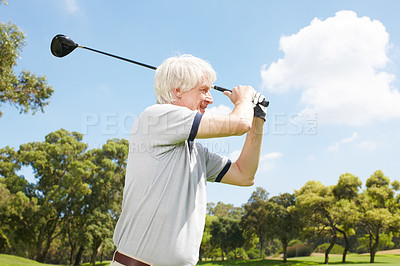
xmin=113 ymin=104 xmax=229 ymax=265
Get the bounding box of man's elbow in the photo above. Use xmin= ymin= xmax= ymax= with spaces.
xmin=239 ymin=176 xmax=255 ymax=187
xmin=233 ymin=121 xmax=252 ymax=136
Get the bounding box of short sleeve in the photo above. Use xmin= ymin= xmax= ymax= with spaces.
xmin=203 ymin=146 xmax=232 ymax=182
xmin=136 ymin=104 xmax=202 ymax=145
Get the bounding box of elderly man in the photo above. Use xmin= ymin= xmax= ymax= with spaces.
xmin=112 ymin=54 xmax=266 ymax=266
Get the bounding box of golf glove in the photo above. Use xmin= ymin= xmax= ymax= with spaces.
xmin=252 ymin=91 xmax=267 ymax=121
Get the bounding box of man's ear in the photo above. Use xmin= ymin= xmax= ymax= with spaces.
xmin=173 ymin=88 xmax=182 ymax=99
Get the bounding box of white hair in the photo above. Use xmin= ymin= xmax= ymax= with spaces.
xmin=154 ymin=54 xmax=217 ymax=104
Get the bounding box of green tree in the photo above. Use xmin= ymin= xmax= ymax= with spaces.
xmin=86 ymin=209 xmax=115 ymax=266
xmin=296 ymin=180 xmax=339 ymax=264
xmin=65 ymin=138 xmax=128 ymax=265
xmin=0 ymin=19 xmax=53 ymax=117
xmin=85 ymin=139 xmax=128 ymax=265
xmin=207 ymin=202 xmax=215 ymax=215
xmin=0 ymin=146 xmax=26 ymax=193
xmin=18 ymin=129 xmax=92 ymax=262
xmin=357 ymin=170 xmax=400 ymax=263
xmin=204 ymin=201 xmax=244 ymax=260
xmin=1 ymin=133 xmax=128 ymax=264
xmin=0 ymin=179 xmax=12 ymax=252
xmin=332 ymin=173 xmax=362 ymax=262
xmin=0 ymin=177 xmax=39 ymax=258
xmin=210 ymin=216 xmax=244 ymax=260
xmin=241 ymin=187 xmax=269 ymax=259
xmin=200 ymin=214 xmax=218 ymax=261
xmin=265 ymin=193 xmax=302 ymax=262
xmin=0 ymin=146 xmax=40 ymax=258
xmin=212 ymin=201 xmax=243 ymax=220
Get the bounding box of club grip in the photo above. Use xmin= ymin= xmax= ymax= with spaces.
xmin=212 ymin=86 xmax=269 ymax=107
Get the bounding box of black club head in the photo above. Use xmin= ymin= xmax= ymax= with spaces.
xmin=50 ymin=34 xmax=79 ymax=58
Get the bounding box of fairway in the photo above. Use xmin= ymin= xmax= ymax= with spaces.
xmin=1 ymin=253 xmax=400 ymax=265
xmin=197 ymin=253 xmax=400 ymax=266
xmin=0 ymin=254 xmax=45 ymax=266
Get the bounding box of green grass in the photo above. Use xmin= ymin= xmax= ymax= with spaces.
xmin=1 ymin=253 xmax=400 ymax=266
xmin=81 ymin=262 xmax=111 ymax=266
xmin=0 ymin=254 xmax=45 ymax=266
xmin=197 ymin=254 xmax=400 ymax=266
xmin=288 ymin=254 xmax=400 ymax=265
xmin=0 ymin=254 xmax=113 ymax=266
xmin=197 ymin=259 xmax=316 ymax=265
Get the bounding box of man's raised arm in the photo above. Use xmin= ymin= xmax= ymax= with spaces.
xmin=197 ymin=85 xmax=255 ymax=138
xmin=197 ymin=84 xmax=266 ymax=187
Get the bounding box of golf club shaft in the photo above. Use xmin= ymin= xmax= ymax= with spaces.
xmin=78 ymin=44 xmax=269 ymax=107
xmin=80 ymin=46 xmax=157 ymax=70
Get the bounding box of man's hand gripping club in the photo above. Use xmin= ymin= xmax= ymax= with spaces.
xmin=223 ymin=86 xmax=267 ymax=121
xmin=252 ymin=91 xmax=267 ymax=121
xmin=197 ymin=85 xmax=267 ymax=139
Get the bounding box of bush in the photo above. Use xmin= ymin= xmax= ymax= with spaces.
xmin=282 ymin=240 xmax=303 ymax=257
xmin=288 ymin=239 xmax=303 ymax=246
xmin=286 ymin=246 xmax=296 ymax=258
xmin=286 ymin=244 xmax=313 ymax=258
xmin=314 ymin=243 xmax=345 ymax=254
xmin=227 ymin=248 xmax=248 ymax=260
xmin=246 ymin=248 xmax=260 ymax=259
xmin=357 ymin=233 xmax=394 ymax=254
xmin=297 ymin=244 xmax=314 ymax=257
xmin=246 ymin=248 xmax=267 ymax=259
xmin=265 ymin=239 xmax=282 ymax=256
xmin=0 ymin=231 xmax=11 ymax=253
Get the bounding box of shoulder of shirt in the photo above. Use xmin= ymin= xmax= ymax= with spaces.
xmin=141 ymin=104 xmax=194 ymax=116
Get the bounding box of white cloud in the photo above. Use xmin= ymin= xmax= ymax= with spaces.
xmin=205 ymin=104 xmax=232 ymax=115
xmin=358 ymin=140 xmax=380 ymax=150
xmin=259 ymin=152 xmax=283 ymax=171
xmin=328 ymin=142 xmax=340 ymax=152
xmin=65 ymin=0 xmax=80 ymax=14
xmin=328 ymin=132 xmax=358 ymax=151
xmin=341 ymin=132 xmax=359 ymax=143
xmin=260 ymin=152 xmax=283 ymax=160
xmin=328 ymin=132 xmax=382 ymax=151
xmin=261 ymin=10 xmax=400 ymax=125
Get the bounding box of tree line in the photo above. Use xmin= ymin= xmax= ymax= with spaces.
xmin=0 ymin=129 xmax=128 ymax=264
xmin=1 ymin=128 xmax=400 ymax=264
xmin=201 ymin=172 xmax=400 ymax=264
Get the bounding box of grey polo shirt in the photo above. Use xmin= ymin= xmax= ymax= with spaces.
xmin=113 ymin=104 xmax=231 ymax=266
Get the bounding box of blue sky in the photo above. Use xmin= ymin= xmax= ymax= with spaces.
xmin=1 ymin=0 xmax=400 ymax=206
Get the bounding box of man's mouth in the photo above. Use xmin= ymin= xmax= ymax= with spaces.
xmin=199 ymin=105 xmax=207 ymax=114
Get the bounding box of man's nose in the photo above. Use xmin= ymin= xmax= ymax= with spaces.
xmin=205 ymin=91 xmax=213 ymax=104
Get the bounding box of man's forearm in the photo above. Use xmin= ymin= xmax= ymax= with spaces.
xmin=236 ymin=117 xmax=265 ymax=178
xmin=197 ymin=101 xmax=254 ymax=139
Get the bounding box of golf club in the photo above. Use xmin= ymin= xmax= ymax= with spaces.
xmin=50 ymin=34 xmax=269 ymax=107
